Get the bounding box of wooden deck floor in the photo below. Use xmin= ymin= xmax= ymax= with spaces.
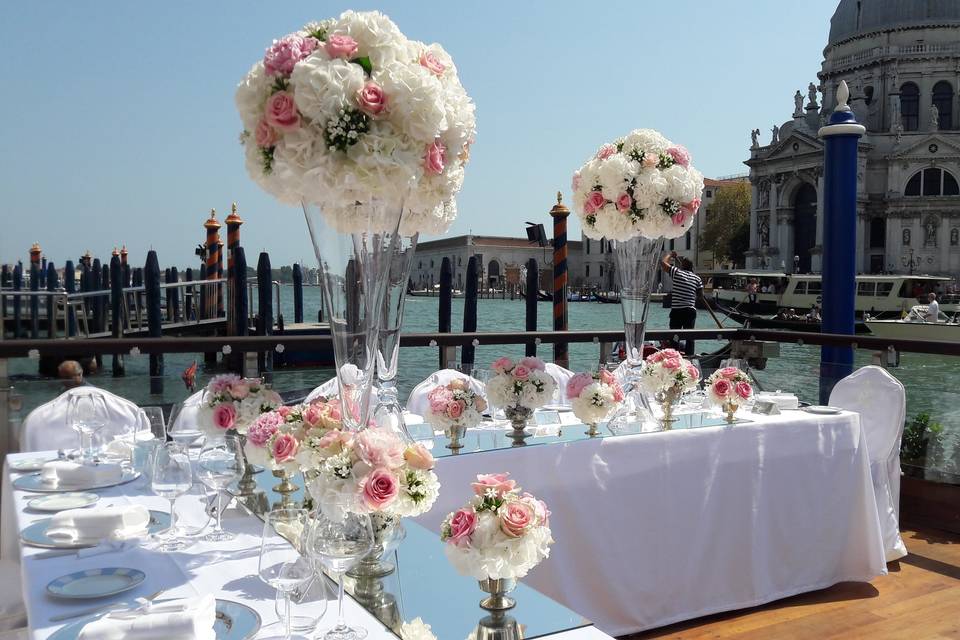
xmin=624 ymin=528 xmax=960 ymax=640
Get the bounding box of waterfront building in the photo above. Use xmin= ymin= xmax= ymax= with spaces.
xmin=746 ymin=0 xmax=960 ymax=277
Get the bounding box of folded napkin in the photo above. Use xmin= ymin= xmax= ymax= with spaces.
xmin=40 ymin=461 xmax=123 ymax=488
xmin=79 ymin=595 xmax=216 ymax=640
xmin=46 ymin=505 xmax=150 ymax=544
xmin=756 ymin=392 xmax=800 ymax=410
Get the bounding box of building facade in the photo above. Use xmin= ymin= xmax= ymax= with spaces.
xmin=745 ymin=0 xmax=960 ymax=276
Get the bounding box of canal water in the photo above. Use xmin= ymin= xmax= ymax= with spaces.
xmin=9 ymin=285 xmax=958 ymax=475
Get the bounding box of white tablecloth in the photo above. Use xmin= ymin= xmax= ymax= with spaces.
xmin=416 ymin=409 xmax=888 ymax=636
xmin=2 ymin=454 xmax=609 ymax=640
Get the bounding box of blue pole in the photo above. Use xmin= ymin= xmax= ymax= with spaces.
xmin=818 ymin=81 xmax=865 ymax=404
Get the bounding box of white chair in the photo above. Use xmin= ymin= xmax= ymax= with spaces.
xmin=544 ymin=363 xmax=576 ymax=405
xmin=829 ymin=365 xmax=908 ymax=562
xmin=406 ymin=370 xmax=485 ymax=416
xmin=20 ymin=387 xmax=149 ymax=454
xmin=169 ymin=389 xmax=205 ymax=433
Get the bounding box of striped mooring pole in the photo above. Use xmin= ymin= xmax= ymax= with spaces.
xmin=818 ymin=80 xmax=864 ymax=404
xmin=204 ymin=209 xmax=222 ymax=320
xmin=550 ymin=192 xmax=570 ymax=369
xmin=225 ymin=203 xmax=244 ymax=336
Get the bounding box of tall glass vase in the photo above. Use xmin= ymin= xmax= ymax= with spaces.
xmin=373 ymin=231 xmax=419 ymax=441
xmin=303 ymin=200 xmax=403 ymax=431
xmin=614 ymin=236 xmax=665 ymax=368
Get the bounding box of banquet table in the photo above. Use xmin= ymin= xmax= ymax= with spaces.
xmin=414 ymin=408 xmax=888 ymax=636
xmin=2 ymin=454 xmax=613 ymax=640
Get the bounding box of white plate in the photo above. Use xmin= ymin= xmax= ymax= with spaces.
xmin=28 ymin=493 xmax=99 ymax=512
xmin=12 ymin=468 xmax=140 ymax=493
xmin=9 ymin=457 xmax=56 ymax=472
xmin=46 ymin=567 xmax=146 ymax=599
xmin=803 ymin=405 xmax=843 ymax=415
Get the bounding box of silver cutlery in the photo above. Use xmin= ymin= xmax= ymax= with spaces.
xmin=48 ymin=589 xmax=164 ymax=623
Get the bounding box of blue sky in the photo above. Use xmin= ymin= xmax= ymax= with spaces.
xmin=0 ymin=0 xmax=838 ymax=269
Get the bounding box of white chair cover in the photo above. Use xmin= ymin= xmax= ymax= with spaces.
xmin=304 ymin=364 xmax=377 ymax=404
xmin=405 ymin=370 xmax=485 ymax=416
xmin=544 ymin=363 xmax=576 ymax=405
xmin=829 ymin=365 xmax=908 ymax=562
xmin=20 ymin=387 xmax=149 ymax=454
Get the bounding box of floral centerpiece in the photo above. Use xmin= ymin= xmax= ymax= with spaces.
xmin=196 ymin=374 xmax=283 ymax=438
xmin=485 ymin=357 xmax=555 ymax=444
xmin=424 ymin=378 xmax=487 ymax=450
xmin=242 ymin=397 xmax=344 ymax=472
xmin=566 ymin=370 xmax=625 ymax=436
xmin=705 ymin=367 xmax=753 ymax=423
xmin=639 ymin=349 xmax=700 ymax=428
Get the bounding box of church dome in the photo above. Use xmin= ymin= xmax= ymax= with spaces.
xmin=828 ymin=0 xmax=960 ymax=44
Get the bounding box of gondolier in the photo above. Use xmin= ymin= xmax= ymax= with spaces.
xmin=660 ymin=251 xmax=703 ymax=355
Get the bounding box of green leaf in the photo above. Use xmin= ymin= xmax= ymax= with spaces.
xmin=351 ymin=56 xmax=372 ymax=75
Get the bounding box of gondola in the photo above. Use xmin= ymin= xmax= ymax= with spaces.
xmin=713 ymin=303 xmax=871 ymax=334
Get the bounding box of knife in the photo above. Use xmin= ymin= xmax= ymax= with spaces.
xmin=48 ymin=589 xmax=164 ymax=623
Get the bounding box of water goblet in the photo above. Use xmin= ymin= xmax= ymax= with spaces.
xmin=166 ymin=402 xmax=204 ymax=449
xmin=150 ymin=442 xmax=193 ymax=551
xmin=69 ymin=393 xmax=108 ymax=463
xmin=141 ymin=406 xmax=167 ymax=441
xmin=306 ymin=503 xmax=374 ymax=640
xmin=197 ymin=436 xmax=244 ymax=541
xmin=259 ymin=508 xmax=313 ymax=640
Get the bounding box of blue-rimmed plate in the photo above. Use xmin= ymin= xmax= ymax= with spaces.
xmin=20 ymin=509 xmax=171 ymax=549
xmin=47 ymin=599 xmax=261 ymax=640
xmin=12 ymin=469 xmax=140 ymax=493
xmin=9 ymin=456 xmax=57 ymax=472
xmin=47 ymin=567 xmax=145 ymax=599
xmin=28 ymin=493 xmax=99 ymax=512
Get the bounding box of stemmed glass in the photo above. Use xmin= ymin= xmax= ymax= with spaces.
xmin=259 ymin=508 xmax=313 ymax=640
xmin=69 ymin=393 xmax=108 ymax=463
xmin=166 ymin=402 xmax=204 ymax=449
xmin=305 ymin=503 xmax=374 ymax=640
xmin=150 ymin=442 xmax=193 ymax=551
xmin=197 ymin=436 xmax=243 ymax=541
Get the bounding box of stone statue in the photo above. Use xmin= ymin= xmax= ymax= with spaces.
xmin=889 ymin=96 xmax=901 ymax=133
xmin=758 ymin=216 xmax=770 ymax=247
xmin=903 ymin=228 xmax=911 ymax=246
xmin=952 ymin=228 xmax=959 ymax=246
xmin=925 ymin=216 xmax=938 ymax=247
xmin=853 ymin=75 xmax=864 ymax=98
xmin=931 ymin=104 xmax=940 ymax=130
xmin=750 ymin=128 xmax=760 ymax=148
xmin=770 ymin=125 xmax=780 ymax=145
xmin=793 ymin=90 xmax=804 ymax=117
xmin=807 ymin=82 xmax=819 ymax=108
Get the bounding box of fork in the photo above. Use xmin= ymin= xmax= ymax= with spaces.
xmin=49 ymin=589 xmax=164 ymax=623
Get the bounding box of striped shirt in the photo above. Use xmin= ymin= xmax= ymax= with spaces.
xmin=669 ymin=265 xmax=703 ymax=309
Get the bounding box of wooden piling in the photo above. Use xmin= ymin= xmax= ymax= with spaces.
xmin=91 ymin=258 xmax=102 ymax=336
xmin=164 ymin=268 xmax=173 ymax=322
xmin=144 ymin=251 xmax=164 ymax=394
xmin=225 ymin=203 xmax=243 ymax=336
xmin=170 ymin=266 xmax=180 ymax=323
xmin=204 ymin=209 xmax=221 ymax=320
xmin=185 ymin=268 xmax=194 ymax=321
xmin=64 ymin=260 xmax=76 ymax=337
xmin=256 ymin=252 xmax=273 ymax=382
xmin=461 ymin=256 xmax=479 ymax=372
xmin=292 ymin=263 xmax=304 ymax=324
xmin=45 ymin=262 xmax=58 ymax=339
xmin=438 ymin=257 xmax=452 ymax=369
xmin=525 ymin=258 xmax=538 ymax=357
xmin=29 ymin=261 xmax=39 ymax=339
xmin=549 ymin=193 xmax=571 ymax=369
xmin=12 ymin=263 xmax=22 ymax=339
xmin=110 ymin=255 xmax=125 ymax=377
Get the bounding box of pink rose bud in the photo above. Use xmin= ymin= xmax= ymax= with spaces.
xmin=254 ymin=119 xmax=278 ymax=148
xmin=361 ymin=467 xmax=399 ymax=510
xmin=356 ymin=82 xmax=387 ymax=116
xmin=271 ymin=433 xmax=299 ymax=463
xmin=616 ymin=192 xmax=633 ymax=213
xmin=423 ymin=139 xmax=447 ymax=175
xmin=404 ymin=443 xmax=435 ymax=470
xmin=596 ymin=144 xmax=616 ymax=160
xmin=498 ymin=501 xmax=535 ymax=538
xmin=264 ymin=91 xmax=299 ymax=131
xmin=324 ymin=34 xmax=358 ymax=59
xmin=447 ymin=508 xmax=477 ymax=546
xmin=212 ymin=403 xmax=237 ymax=430
xmin=419 ymin=51 xmax=446 ymax=76
xmin=583 ymin=191 xmax=606 ymax=215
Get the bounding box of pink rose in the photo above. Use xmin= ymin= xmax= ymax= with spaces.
xmin=447 ymin=399 xmax=465 ymax=419
xmin=686 ymin=364 xmax=700 ymax=380
xmin=596 ymin=144 xmax=616 ymax=160
xmin=712 ymin=378 xmax=732 ymax=398
xmin=212 ymin=403 xmax=237 ymax=430
xmin=472 ymin=472 xmax=517 ymax=498
xmin=355 ymin=429 xmax=405 ymax=469
xmin=254 ymin=119 xmax=278 ymax=148
xmin=324 ymin=34 xmax=358 ymax=59
xmin=566 ymin=372 xmax=593 ymax=400
xmin=419 ymin=51 xmax=446 ymax=76
xmin=498 ymin=501 xmax=535 ymax=538
xmin=271 ymin=433 xmax=299 ymax=463
xmin=735 ymin=381 xmax=753 ymax=400
xmin=491 ymin=357 xmax=514 ymax=374
xmin=361 ymin=468 xmax=399 ymax=510
xmin=599 ymin=369 xmax=615 ymax=386
xmin=228 ymin=380 xmax=251 ymax=399
xmin=616 ymin=192 xmax=633 ymax=213
xmin=513 ymin=365 xmax=530 ymax=381
xmin=404 ymin=443 xmax=435 ymax=470
xmin=672 ymin=212 xmax=687 ymax=226
xmin=717 ymin=367 xmax=739 ymax=379
xmin=209 ymin=374 xmax=240 ymax=394
xmin=642 ymin=154 xmax=658 ymax=168
xmin=583 ymin=191 xmax=606 ymax=215
xmin=276 ymin=405 xmax=293 ymax=418
xmin=571 ymin=172 xmax=582 ymax=191
xmin=522 ymin=493 xmax=550 ymax=527
xmin=356 ymin=82 xmax=387 ymax=116
xmin=263 ymin=34 xmax=318 ymax=76
xmin=247 ymin=412 xmax=281 ymax=446
xmin=447 ymin=508 xmax=477 ymax=546
xmin=518 ymin=356 xmax=546 ymax=371
xmin=666 ymin=145 xmax=691 ymax=168
xmin=264 ymin=91 xmax=299 ymax=131
xmin=646 ymin=351 xmax=665 ymax=363
xmin=423 ymin=139 xmax=446 ymax=175
xmin=663 ymin=357 xmax=682 ymax=371
xmin=681 ymin=198 xmax=701 ymax=215
xmin=660 ymin=349 xmax=682 ymax=359
xmin=318 ymin=429 xmax=352 ymax=452
xmin=302 ymin=403 xmax=324 ymax=429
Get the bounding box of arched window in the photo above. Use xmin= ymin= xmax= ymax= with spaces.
xmin=933 ymin=81 xmax=953 ymax=130
xmin=869 ymin=218 xmax=886 ymax=249
xmin=864 ymin=86 xmax=874 ymax=106
xmin=904 ymin=168 xmax=960 ymax=197
xmin=900 ymin=82 xmax=920 ymax=131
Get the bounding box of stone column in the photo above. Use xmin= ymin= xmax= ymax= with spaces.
xmin=940 ymin=217 xmax=950 ymax=274
xmin=748 ymin=182 xmax=759 ymax=269
xmin=769 ymin=177 xmax=780 ymax=265
xmin=855 ymin=214 xmax=866 ymax=274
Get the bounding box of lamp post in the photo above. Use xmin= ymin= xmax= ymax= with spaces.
xmin=902 ymin=248 xmax=921 ymax=275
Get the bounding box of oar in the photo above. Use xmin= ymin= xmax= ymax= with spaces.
xmin=700 ymin=294 xmax=726 ymax=330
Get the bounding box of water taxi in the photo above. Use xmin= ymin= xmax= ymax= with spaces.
xmin=865 ymin=305 xmax=960 ymax=342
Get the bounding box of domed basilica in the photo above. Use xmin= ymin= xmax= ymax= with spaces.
xmin=745 ymin=0 xmax=960 ymax=276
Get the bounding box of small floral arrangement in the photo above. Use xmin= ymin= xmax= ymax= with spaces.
xmin=424 ymin=378 xmax=486 ymax=432
xmin=441 ymin=473 xmax=553 ymax=580
xmin=639 ymin=349 xmax=700 ymax=398
xmin=571 ymin=129 xmax=704 ymax=241
xmin=242 ymin=397 xmax=345 ymax=472
xmin=484 ymin=357 xmax=556 ymax=411
xmin=197 ymin=374 xmax=283 ymax=437
xmin=566 ymin=369 xmax=625 ymax=425
xmin=705 ymin=367 xmax=753 ymax=406
xmin=399 ymin=618 xmax=437 ymax=640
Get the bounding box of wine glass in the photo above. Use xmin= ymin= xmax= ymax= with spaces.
xmin=69 ymin=392 xmax=108 ymax=463
xmin=150 ymin=442 xmax=193 ymax=551
xmin=259 ymin=509 xmax=313 ymax=640
xmin=141 ymin=406 xmax=167 ymax=441
xmin=197 ymin=436 xmax=243 ymax=541
xmin=167 ymin=402 xmax=204 ymax=449
xmin=305 ymin=503 xmax=374 ymax=640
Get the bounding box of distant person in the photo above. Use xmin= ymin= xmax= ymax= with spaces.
xmin=925 ymin=293 xmax=940 ymax=322
xmin=660 ymin=251 xmax=703 ymax=356
xmin=746 ymin=279 xmax=758 ymax=304
xmin=57 ymin=360 xmax=88 ymax=392
xmin=807 ymin=305 xmax=821 ymax=322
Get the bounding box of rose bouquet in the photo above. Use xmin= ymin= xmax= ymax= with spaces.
xmin=424 ymin=378 xmax=487 ymax=450
xmin=196 ymin=374 xmax=283 ymax=438
xmin=242 ymin=397 xmax=345 ymax=473
xmin=705 ymin=367 xmax=753 ymax=422
xmin=236 ymin=10 xmax=476 ymax=235
xmin=571 ymin=129 xmax=704 ymax=241
xmin=566 ymin=370 xmax=625 ymax=434
xmin=639 ymin=349 xmax=700 ymax=428
xmin=484 ymin=357 xmax=555 ymax=412
xmin=441 ymin=473 xmax=552 ymax=581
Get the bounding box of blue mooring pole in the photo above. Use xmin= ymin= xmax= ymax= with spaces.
xmin=818 ymin=81 xmax=865 ymax=404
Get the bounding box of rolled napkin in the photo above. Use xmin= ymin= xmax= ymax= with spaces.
xmin=40 ymin=461 xmax=123 ymax=488
xmin=46 ymin=505 xmax=150 ymax=544
xmin=755 ymin=392 xmax=800 ymax=410
xmin=79 ymin=594 xmax=217 ymax=640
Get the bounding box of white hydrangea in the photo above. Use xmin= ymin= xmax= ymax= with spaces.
xmin=570 ymin=382 xmax=617 ymax=425
xmin=443 ymin=511 xmax=553 ymax=580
